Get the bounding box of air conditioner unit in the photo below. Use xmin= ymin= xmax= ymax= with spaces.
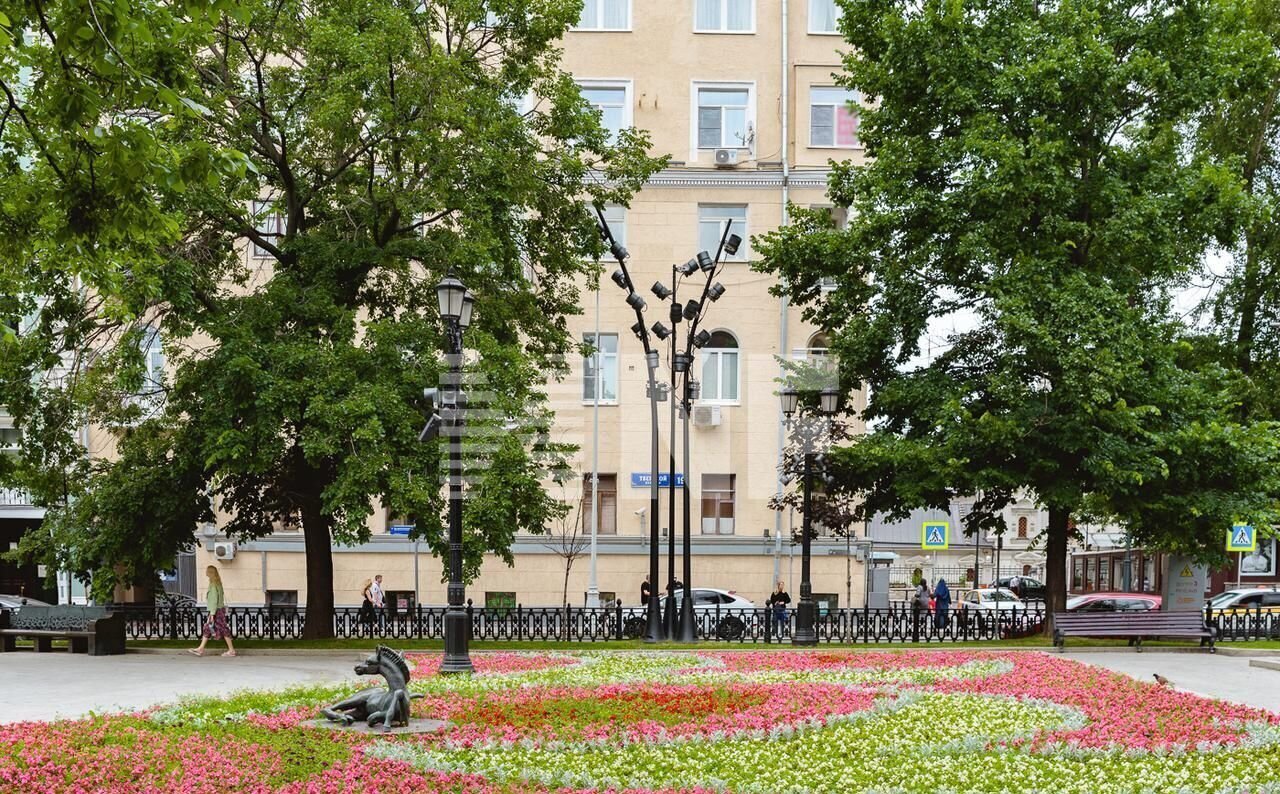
xmin=714 ymin=148 xmax=739 ymax=167
xmin=213 ymin=541 xmax=237 ymax=562
xmin=692 ymin=405 xmax=721 ymax=427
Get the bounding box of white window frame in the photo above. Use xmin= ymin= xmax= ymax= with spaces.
xmin=691 ymin=81 xmax=756 ymax=159
xmin=572 ymin=0 xmax=632 ymax=31
xmin=698 ymin=204 xmax=749 ymax=261
xmin=251 ymin=200 xmax=283 ymax=258
xmin=693 ymin=0 xmax=756 ymax=33
xmin=809 ymin=87 xmax=861 ymax=149
xmin=808 ymin=0 xmax=842 ymax=34
xmin=700 ymin=473 xmax=736 ymax=535
xmin=583 ymin=332 xmax=620 ymax=405
xmin=577 ymin=80 xmax=633 ymax=144
xmin=699 ymin=331 xmax=740 ymax=405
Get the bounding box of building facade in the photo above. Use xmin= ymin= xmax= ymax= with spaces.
xmin=190 ymin=0 xmax=875 ymax=612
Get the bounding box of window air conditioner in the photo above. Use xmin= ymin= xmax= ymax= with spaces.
xmin=692 ymin=405 xmax=722 ymax=427
xmin=213 ymin=541 xmax=237 ymax=562
xmin=714 ymin=148 xmax=739 ymax=167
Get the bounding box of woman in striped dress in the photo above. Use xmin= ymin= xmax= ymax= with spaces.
xmin=188 ymin=565 xmax=236 ymax=657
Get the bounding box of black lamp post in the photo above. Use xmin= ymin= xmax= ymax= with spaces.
xmin=596 ymin=208 xmax=665 ymax=642
xmin=650 ymin=230 xmax=737 ymax=643
xmin=437 ymin=274 xmax=474 ymax=673
xmin=780 ymin=386 xmax=839 ymax=646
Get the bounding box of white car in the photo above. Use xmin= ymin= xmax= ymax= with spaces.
xmin=958 ymin=588 xmax=1026 ymax=612
xmin=623 ymin=587 xmax=755 ymax=639
xmin=0 ymin=594 xmax=52 ymax=612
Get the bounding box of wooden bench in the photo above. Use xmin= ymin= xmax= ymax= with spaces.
xmin=1052 ymin=611 xmax=1216 ymax=653
xmin=0 ymin=605 xmax=126 ymax=655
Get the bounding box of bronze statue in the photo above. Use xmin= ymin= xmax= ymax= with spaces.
xmin=320 ymin=645 xmax=422 ymax=729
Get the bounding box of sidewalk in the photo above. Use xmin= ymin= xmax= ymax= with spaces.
xmin=1 ymin=651 xmax=360 ymax=723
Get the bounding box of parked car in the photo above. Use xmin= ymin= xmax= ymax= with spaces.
xmin=622 ymin=588 xmax=754 ymax=640
xmin=989 ymin=576 xmax=1046 ymax=601
xmin=1065 ymin=592 xmax=1161 ymax=612
xmin=958 ymin=588 xmax=1026 ymax=613
xmin=1206 ymin=587 xmax=1280 ymax=639
xmin=0 ymin=594 xmax=52 ymax=612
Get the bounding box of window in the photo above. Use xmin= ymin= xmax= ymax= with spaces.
xmin=1017 ymin=516 xmax=1028 ymax=539
xmin=576 ymin=0 xmax=629 ymax=30
xmin=696 ymin=85 xmax=752 ymax=149
xmin=598 ymin=204 xmax=626 ymax=249
xmin=695 ymin=0 xmax=753 ymax=31
xmin=583 ymin=333 xmax=619 ymax=403
xmin=251 ymin=200 xmax=283 ymax=257
xmin=485 ymin=591 xmax=517 ymax=613
xmin=142 ymin=328 xmax=165 ymax=393
xmin=266 ymin=590 xmax=297 ymax=616
xmin=701 ymin=474 xmax=736 ymax=534
xmin=700 ymin=330 xmax=740 ymax=403
xmin=809 ymin=0 xmax=841 ymax=32
xmin=579 ymin=82 xmax=631 ymax=143
xmin=580 ymin=473 xmax=618 ymax=535
xmin=0 ymin=428 xmax=19 ymax=454
xmin=809 ymin=87 xmax=860 ymax=148
xmin=698 ymin=205 xmax=748 ymax=260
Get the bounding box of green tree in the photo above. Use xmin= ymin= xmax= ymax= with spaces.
xmin=3 ymin=0 xmax=661 ymax=637
xmin=756 ymin=0 xmax=1280 ymax=620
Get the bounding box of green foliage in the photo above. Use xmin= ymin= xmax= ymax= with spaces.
xmin=0 ymin=1 xmax=662 ymax=622
xmin=756 ymin=0 xmax=1280 ymax=609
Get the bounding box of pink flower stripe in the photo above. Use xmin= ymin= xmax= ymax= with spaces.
xmin=404 ymin=652 xmax=578 ymax=676
xmin=698 ymin=649 xmax=991 ymax=674
xmin=407 ymin=682 xmax=876 ymax=747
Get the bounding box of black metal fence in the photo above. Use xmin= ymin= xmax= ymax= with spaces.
xmin=105 ymin=602 xmax=1280 ymax=644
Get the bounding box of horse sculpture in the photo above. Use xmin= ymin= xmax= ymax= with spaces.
xmin=320 ymin=645 xmax=422 ymax=729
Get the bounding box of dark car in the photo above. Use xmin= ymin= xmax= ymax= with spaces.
xmin=989 ymin=576 xmax=1045 ymax=601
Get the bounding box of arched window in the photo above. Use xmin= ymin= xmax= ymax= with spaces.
xmin=700 ymin=330 xmax=739 ymax=403
xmin=1017 ymin=516 xmax=1028 ymax=539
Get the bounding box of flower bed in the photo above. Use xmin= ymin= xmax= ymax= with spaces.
xmin=4 ymin=650 xmax=1280 ymax=792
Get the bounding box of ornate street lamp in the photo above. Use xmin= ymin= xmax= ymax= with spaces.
xmin=437 ymin=274 xmax=474 ymax=673
xmin=780 ymin=385 xmax=839 ymax=646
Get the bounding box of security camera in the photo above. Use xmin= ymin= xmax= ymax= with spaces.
xmin=634 ymin=507 xmax=647 ymax=516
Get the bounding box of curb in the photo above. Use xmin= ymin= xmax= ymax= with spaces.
xmin=1249 ymin=659 xmax=1280 ymax=671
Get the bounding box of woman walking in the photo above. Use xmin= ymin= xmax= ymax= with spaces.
xmin=188 ymin=565 xmax=236 ymax=657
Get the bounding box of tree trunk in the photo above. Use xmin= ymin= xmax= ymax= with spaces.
xmin=1044 ymin=505 xmax=1070 ymax=635
xmin=300 ymin=487 xmax=336 ymax=640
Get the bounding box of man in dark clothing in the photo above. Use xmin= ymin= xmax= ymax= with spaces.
xmin=768 ymin=581 xmax=791 ymax=639
xmin=640 ymin=575 xmax=652 ymax=605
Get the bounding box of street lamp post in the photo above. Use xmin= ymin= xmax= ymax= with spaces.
xmin=780 ymin=386 xmax=839 ymax=646
xmin=597 ymin=208 xmax=665 ymax=642
xmin=651 ymin=230 xmax=737 ymax=642
xmin=436 ymin=275 xmax=475 ymax=674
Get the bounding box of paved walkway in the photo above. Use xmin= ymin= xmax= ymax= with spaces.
xmin=2 ymin=648 xmax=1278 ymax=723
xmin=1 ymin=652 xmax=360 ymax=723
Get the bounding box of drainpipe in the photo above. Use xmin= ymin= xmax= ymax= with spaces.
xmin=774 ymin=0 xmax=791 ymax=547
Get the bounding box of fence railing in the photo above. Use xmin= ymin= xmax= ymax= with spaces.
xmin=99 ymin=603 xmax=1280 ymax=644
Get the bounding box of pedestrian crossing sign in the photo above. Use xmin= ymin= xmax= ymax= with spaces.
xmin=922 ymin=521 xmax=949 ymax=550
xmin=1227 ymin=524 xmax=1256 ymax=552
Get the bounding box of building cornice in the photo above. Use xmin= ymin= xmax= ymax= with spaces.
xmin=644 ymin=167 xmax=832 ymax=189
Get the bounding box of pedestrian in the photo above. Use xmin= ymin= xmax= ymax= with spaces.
xmin=371 ymin=574 xmax=387 ymax=627
xmin=768 ymin=580 xmax=791 ymax=639
xmin=188 ymin=566 xmax=236 ymax=657
xmin=912 ymin=579 xmax=931 ymax=617
xmin=359 ymin=578 xmax=376 ymax=632
xmin=1008 ymin=575 xmax=1021 ymax=599
xmin=640 ymin=575 xmax=652 ymax=605
xmin=934 ymin=578 xmax=952 ymax=630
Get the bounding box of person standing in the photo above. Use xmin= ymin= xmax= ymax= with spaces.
xmin=912 ymin=580 xmax=931 ymax=618
xmin=359 ymin=578 xmax=376 ymax=633
xmin=768 ymin=581 xmax=791 ymax=639
xmin=188 ymin=566 xmax=236 ymax=657
xmin=934 ymin=578 xmax=952 ymax=631
xmin=640 ymin=575 xmax=652 ymax=605
xmin=371 ymin=574 xmax=387 ymax=627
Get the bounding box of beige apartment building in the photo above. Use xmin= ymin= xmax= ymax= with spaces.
xmin=184 ymin=0 xmax=873 ymax=613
